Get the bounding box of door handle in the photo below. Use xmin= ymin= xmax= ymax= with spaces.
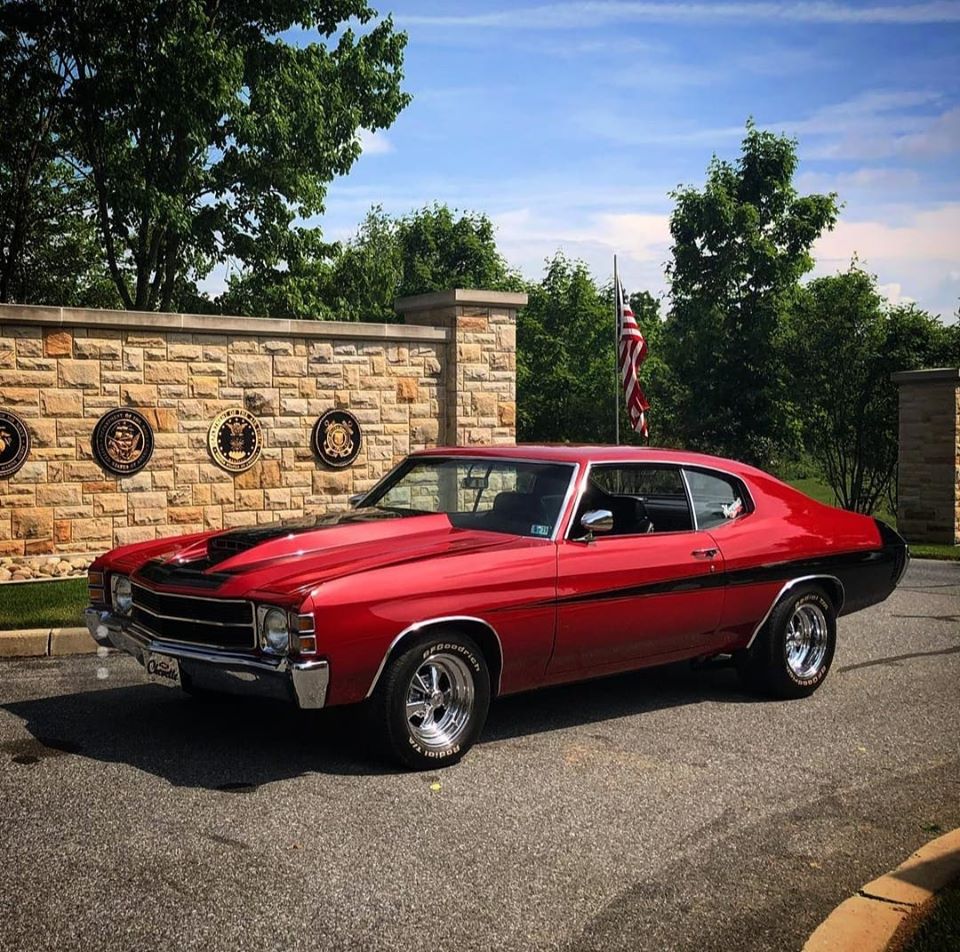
xmin=691 ymin=548 xmax=718 ymax=559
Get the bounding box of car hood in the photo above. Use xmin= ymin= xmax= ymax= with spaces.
xmin=130 ymin=510 xmax=533 ymax=600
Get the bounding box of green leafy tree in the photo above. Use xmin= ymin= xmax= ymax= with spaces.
xmin=518 ymin=255 xmax=662 ymax=444
xmin=518 ymin=255 xmax=611 ymax=442
xmin=5 ymin=0 xmax=410 ymax=311
xmin=224 ymin=203 xmax=520 ymax=321
xmin=329 ymin=204 xmax=520 ymax=321
xmin=393 ymin=204 xmax=520 ymax=299
xmin=216 ymin=229 xmax=340 ymax=320
xmin=785 ymin=266 xmax=952 ymax=513
xmin=0 ymin=7 xmax=117 ymax=306
xmin=664 ymin=122 xmax=840 ymax=467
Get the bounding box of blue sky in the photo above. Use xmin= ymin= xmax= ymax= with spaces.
xmin=313 ymin=1 xmax=960 ymax=318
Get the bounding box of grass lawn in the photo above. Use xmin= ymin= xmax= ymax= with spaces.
xmin=903 ymin=882 xmax=960 ymax=952
xmin=0 ymin=578 xmax=88 ymax=631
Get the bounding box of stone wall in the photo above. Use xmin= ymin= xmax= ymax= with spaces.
xmin=893 ymin=368 xmax=960 ymax=545
xmin=0 ymin=290 xmax=523 ymax=578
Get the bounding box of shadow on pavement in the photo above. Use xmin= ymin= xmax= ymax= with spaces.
xmin=3 ymin=658 xmax=759 ymax=787
xmin=483 ymin=659 xmax=758 ymax=744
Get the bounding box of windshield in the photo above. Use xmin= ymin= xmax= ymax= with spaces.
xmin=360 ymin=457 xmax=575 ymax=538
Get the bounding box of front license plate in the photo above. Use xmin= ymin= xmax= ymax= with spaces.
xmin=144 ymin=652 xmax=181 ymax=688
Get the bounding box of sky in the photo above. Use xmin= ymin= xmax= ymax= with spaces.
xmin=311 ymin=0 xmax=960 ymax=319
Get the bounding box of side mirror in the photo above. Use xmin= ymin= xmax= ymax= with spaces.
xmin=348 ymin=492 xmax=366 ymax=508
xmin=579 ymin=509 xmax=613 ymax=540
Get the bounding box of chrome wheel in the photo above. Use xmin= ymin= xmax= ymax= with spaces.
xmin=785 ymin=602 xmax=828 ymax=680
xmin=405 ymin=653 xmax=475 ymax=751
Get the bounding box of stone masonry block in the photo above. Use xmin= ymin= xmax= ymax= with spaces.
xmin=59 ymin=360 xmax=100 ymax=389
xmin=12 ymin=508 xmax=53 ymax=539
xmin=144 ymin=362 xmax=189 ymax=385
xmin=231 ymin=355 xmax=272 ymax=387
xmin=43 ymin=328 xmax=73 ymax=357
xmin=41 ymin=389 xmax=84 ymax=416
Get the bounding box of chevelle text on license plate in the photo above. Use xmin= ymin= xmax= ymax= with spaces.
xmin=144 ymin=652 xmax=180 ymax=687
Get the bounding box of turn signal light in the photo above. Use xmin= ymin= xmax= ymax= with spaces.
xmin=294 ymin=635 xmax=317 ymax=654
xmin=88 ymin=570 xmax=105 ymax=605
xmin=290 ymin=612 xmax=316 ymax=655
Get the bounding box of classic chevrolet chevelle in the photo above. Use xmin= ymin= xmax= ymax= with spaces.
xmin=86 ymin=445 xmax=908 ymax=769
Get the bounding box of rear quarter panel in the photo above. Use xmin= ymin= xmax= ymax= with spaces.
xmin=711 ymin=470 xmax=886 ymax=647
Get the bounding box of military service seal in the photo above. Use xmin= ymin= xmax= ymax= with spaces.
xmin=209 ymin=408 xmax=262 ymax=473
xmin=0 ymin=409 xmax=30 ymax=479
xmin=92 ymin=408 xmax=154 ymax=476
xmin=312 ymin=409 xmax=361 ymax=468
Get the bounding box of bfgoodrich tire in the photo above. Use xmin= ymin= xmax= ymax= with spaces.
xmin=736 ymin=585 xmax=837 ymax=699
xmin=371 ymin=632 xmax=491 ymax=770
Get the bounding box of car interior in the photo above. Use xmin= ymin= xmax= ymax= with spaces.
xmin=570 ymin=465 xmax=696 ymax=537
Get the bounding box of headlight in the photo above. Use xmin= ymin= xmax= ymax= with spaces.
xmin=111 ymin=575 xmax=132 ymax=616
xmin=259 ymin=607 xmax=289 ymax=654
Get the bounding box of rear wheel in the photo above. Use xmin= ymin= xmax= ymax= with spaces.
xmin=370 ymin=632 xmax=490 ymax=770
xmin=736 ymin=586 xmax=837 ymax=699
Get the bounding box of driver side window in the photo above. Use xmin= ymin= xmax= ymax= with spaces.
xmin=574 ymin=465 xmax=694 ymax=536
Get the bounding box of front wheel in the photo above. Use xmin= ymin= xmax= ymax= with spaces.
xmin=736 ymin=586 xmax=837 ymax=699
xmin=370 ymin=632 xmax=491 ymax=770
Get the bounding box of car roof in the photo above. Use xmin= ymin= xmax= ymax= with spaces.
xmin=409 ymin=444 xmax=760 ymax=477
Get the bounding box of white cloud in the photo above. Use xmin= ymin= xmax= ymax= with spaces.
xmin=877 ymin=282 xmax=915 ymax=305
xmin=812 ymin=203 xmax=960 ymax=317
xmin=490 ymin=207 xmax=672 ymax=296
xmin=898 ymin=105 xmax=960 ymax=157
xmin=491 ymin=201 xmax=960 ymax=318
xmin=399 ymin=2 xmax=960 ymax=30
xmin=796 ymin=167 xmax=923 ymax=192
xmin=579 ymin=89 xmax=960 ymax=163
xmin=357 ymin=129 xmax=394 ymax=156
xmin=814 ymin=203 xmax=960 ymax=263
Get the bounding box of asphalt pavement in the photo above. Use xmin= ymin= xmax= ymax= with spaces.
xmin=1 ymin=560 xmax=958 ymax=952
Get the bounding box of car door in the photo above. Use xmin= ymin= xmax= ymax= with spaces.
xmin=547 ymin=463 xmax=725 ymax=676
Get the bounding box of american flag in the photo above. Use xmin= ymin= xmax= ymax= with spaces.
xmin=617 ymin=280 xmax=650 ymax=439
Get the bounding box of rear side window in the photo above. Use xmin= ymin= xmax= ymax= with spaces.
xmin=683 ymin=469 xmax=750 ymax=529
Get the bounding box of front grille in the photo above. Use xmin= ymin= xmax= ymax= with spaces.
xmin=131 ymin=583 xmax=256 ymax=650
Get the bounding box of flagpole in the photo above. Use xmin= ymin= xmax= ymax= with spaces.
xmin=613 ymin=254 xmax=620 ymax=446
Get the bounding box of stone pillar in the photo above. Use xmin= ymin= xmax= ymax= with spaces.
xmin=396 ymin=289 xmax=524 ymax=446
xmin=892 ymin=368 xmax=960 ymax=544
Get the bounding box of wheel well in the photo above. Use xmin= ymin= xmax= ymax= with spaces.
xmin=371 ymin=618 xmax=504 ymax=698
xmin=808 ymin=577 xmax=845 ymax=615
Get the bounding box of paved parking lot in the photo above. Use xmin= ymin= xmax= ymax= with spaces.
xmin=1 ymin=560 xmax=958 ymax=952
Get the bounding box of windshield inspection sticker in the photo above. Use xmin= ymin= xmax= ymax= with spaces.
xmin=531 ymin=524 xmax=551 ymax=537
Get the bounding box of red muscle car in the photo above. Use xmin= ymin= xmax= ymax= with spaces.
xmin=85 ymin=446 xmax=908 ymax=769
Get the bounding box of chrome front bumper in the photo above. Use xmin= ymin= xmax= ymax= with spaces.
xmin=84 ymin=608 xmax=329 ymax=709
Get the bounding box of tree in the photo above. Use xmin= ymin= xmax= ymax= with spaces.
xmin=0 ymin=6 xmax=118 ymax=306
xmin=328 ymin=204 xmax=521 ymax=321
xmin=664 ymin=122 xmax=840 ymax=467
xmin=222 ymin=203 xmax=520 ymax=321
xmin=5 ymin=0 xmax=410 ymax=311
xmin=518 ymin=255 xmax=669 ymax=445
xmin=785 ymin=266 xmax=951 ymax=513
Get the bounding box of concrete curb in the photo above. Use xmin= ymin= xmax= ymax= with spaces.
xmin=0 ymin=627 xmax=99 ymax=658
xmin=804 ymin=828 xmax=960 ymax=952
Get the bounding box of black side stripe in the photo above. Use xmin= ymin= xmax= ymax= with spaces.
xmin=553 ymin=547 xmax=897 ymax=607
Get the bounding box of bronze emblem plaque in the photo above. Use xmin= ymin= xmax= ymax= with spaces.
xmin=0 ymin=409 xmax=30 ymax=479
xmin=313 ymin=409 xmax=361 ymax=468
xmin=92 ymin=408 xmax=154 ymax=476
xmin=209 ymin=408 xmax=262 ymax=472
